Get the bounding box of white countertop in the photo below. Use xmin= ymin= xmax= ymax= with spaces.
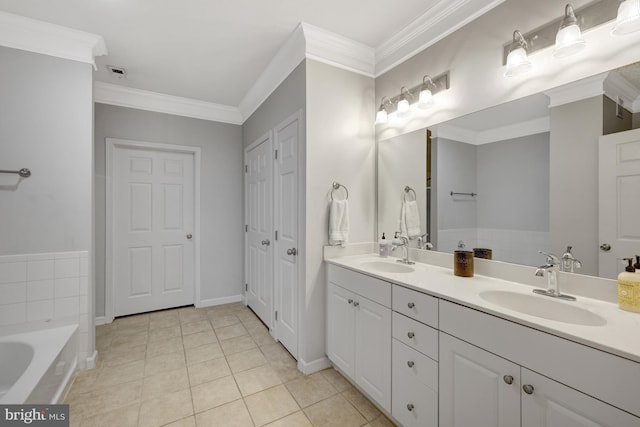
xmin=325 ymin=253 xmax=640 ymax=364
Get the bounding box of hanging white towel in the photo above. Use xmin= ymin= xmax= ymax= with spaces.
xmin=329 ymin=199 xmax=349 ymax=247
xmin=400 ymin=200 xmax=421 ymax=239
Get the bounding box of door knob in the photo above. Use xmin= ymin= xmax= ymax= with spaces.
xmin=522 ymin=384 xmax=535 ymax=395
xmin=353 ymin=301 xmax=360 ymax=307
xmin=407 ymin=361 xmax=415 ymax=368
xmin=286 ymin=248 xmax=298 ymax=256
xmin=261 ymin=239 xmax=270 ymax=246
xmin=186 ymin=233 xmax=193 ymax=239
xmin=407 ymin=403 xmax=415 ymax=412
xmin=600 ymin=243 xmax=611 ymax=252
xmin=347 ymin=299 xmax=353 ymax=305
xmin=407 ymin=302 xmax=415 ymax=309
xmin=407 ymin=332 xmax=415 ymax=339
xmin=503 ymin=375 xmax=514 ymax=385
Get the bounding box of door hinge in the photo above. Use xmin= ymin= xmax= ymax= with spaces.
xmin=245 ymin=224 xmax=248 ymax=232
xmin=245 ymin=283 xmax=248 ymax=291
xmin=275 ymin=311 xmax=278 ymax=321
xmin=244 ymin=164 xmax=247 ymax=173
xmin=275 ymin=150 xmax=278 ymax=160
xmin=275 ymin=230 xmax=278 ymax=241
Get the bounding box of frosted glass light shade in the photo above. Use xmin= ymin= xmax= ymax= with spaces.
xmin=612 ymin=0 xmax=640 ymax=35
xmin=505 ymin=47 xmax=532 ymax=77
xmin=375 ymin=109 xmax=388 ymax=124
xmin=554 ymin=24 xmax=585 ymax=58
xmin=397 ymin=98 xmax=410 ymax=114
xmin=418 ymin=89 xmax=434 ymax=108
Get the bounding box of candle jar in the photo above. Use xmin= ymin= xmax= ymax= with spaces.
xmin=454 ymin=250 xmax=474 ymax=277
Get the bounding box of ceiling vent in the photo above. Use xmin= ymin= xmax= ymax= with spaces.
xmin=107 ymin=65 xmax=127 ymax=78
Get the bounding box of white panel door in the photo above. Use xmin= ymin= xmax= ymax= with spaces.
xmin=114 ymin=147 xmax=195 ymax=316
xmin=599 ymin=128 xmax=640 ymax=279
xmin=354 ymin=296 xmax=391 ymax=412
xmin=274 ymin=113 xmax=299 ymax=358
xmin=327 ymin=283 xmax=356 ymax=378
xmin=246 ymin=134 xmax=273 ymax=326
xmin=522 ymin=368 xmax=640 ymax=427
xmin=439 ymin=332 xmax=520 ymax=427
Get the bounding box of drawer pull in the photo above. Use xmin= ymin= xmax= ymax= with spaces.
xmin=353 ymin=301 xmax=360 ymax=307
xmin=407 ymin=302 xmax=415 ymax=309
xmin=503 ymin=375 xmax=514 ymax=385
xmin=407 ymin=403 xmax=415 ymax=412
xmin=347 ymin=299 xmax=353 ymax=305
xmin=523 ymin=384 xmax=534 ymax=395
xmin=407 ymin=332 xmax=415 ymax=339
xmin=407 ymin=360 xmax=415 ymax=368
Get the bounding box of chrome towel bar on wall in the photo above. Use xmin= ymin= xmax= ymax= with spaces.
xmin=0 ymin=168 xmax=31 ymax=178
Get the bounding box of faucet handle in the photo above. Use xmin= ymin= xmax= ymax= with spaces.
xmin=539 ymin=251 xmax=560 ymax=265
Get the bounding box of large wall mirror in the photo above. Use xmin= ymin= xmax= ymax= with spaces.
xmin=378 ymin=61 xmax=640 ymax=280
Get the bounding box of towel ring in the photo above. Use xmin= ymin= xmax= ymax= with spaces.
xmin=331 ymin=182 xmax=349 ymax=201
xmin=404 ymin=186 xmax=416 ymax=201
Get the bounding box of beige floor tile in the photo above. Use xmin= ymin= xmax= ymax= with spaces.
xmin=116 ymin=313 xmax=150 ymax=326
xmin=79 ymin=402 xmax=140 ymax=427
xmin=234 ymin=364 xmax=282 ymax=396
xmin=195 ymin=399 xmax=253 ymax=427
xmin=100 ymin=346 xmax=147 ymax=368
xmin=109 ymin=332 xmax=149 ymax=349
xmin=178 ymin=308 xmax=208 ymax=324
xmin=320 ymin=368 xmax=353 ymax=392
xmin=368 ymin=415 xmax=397 ymax=427
xmin=149 ymin=316 xmax=180 ymax=330
xmin=227 ymin=347 xmax=268 ymax=373
xmin=96 ymin=359 xmax=145 ymax=387
xmin=215 ymin=323 xmax=248 ymax=341
xmin=191 ymin=375 xmax=241 ymax=413
xmin=146 ymin=336 xmax=183 ymax=358
xmin=243 ymin=319 xmax=267 ymax=334
xmin=187 ymin=357 xmax=231 ymax=386
xmin=251 ymin=329 xmax=277 ymax=347
xmin=138 ymin=388 xmax=193 ymax=427
xmin=182 ymin=330 xmax=217 ymax=350
xmin=210 ymin=313 xmax=241 ymax=328
xmin=285 ymin=372 xmax=338 ymax=408
xmin=76 ymin=379 xmax=143 ymax=417
xmin=181 ymin=319 xmax=213 ymax=336
xmin=236 ymin=310 xmax=259 ymax=323
xmin=164 ymin=416 xmax=196 ymax=427
xmin=185 ymin=342 xmax=224 ymax=366
xmin=341 ymin=387 xmax=381 ymax=421
xmin=244 ymin=384 xmax=300 ymax=426
xmin=96 ymin=322 xmax=117 ymax=336
xmin=220 ymin=335 xmax=257 ymax=355
xmin=303 ymin=394 xmax=366 ymax=427
xmin=148 ymin=325 xmax=182 ymax=342
xmin=142 ymin=366 xmax=190 ymax=401
xmin=271 ymin=361 xmax=305 ymax=383
xmin=68 ymin=370 xmax=99 ymax=395
xmin=264 ymin=411 xmax=313 ymax=427
xmin=145 ymin=351 xmax=186 ymax=377
xmin=260 ymin=343 xmax=292 ymax=364
xmin=115 ymin=322 xmax=149 ymax=336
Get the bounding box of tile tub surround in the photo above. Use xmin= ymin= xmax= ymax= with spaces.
xmin=0 ymin=251 xmax=91 ymax=368
xmin=65 ymin=303 xmax=396 ymax=427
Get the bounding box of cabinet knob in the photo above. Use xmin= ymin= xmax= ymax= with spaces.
xmin=407 ymin=360 xmax=415 ymax=368
xmin=523 ymin=384 xmax=535 ymax=395
xmin=407 ymin=403 xmax=415 ymax=412
xmin=407 ymin=302 xmax=415 ymax=309
xmin=353 ymin=301 xmax=360 ymax=307
xmin=407 ymin=332 xmax=415 ymax=339
xmin=503 ymin=375 xmax=514 ymax=385
xmin=347 ymin=299 xmax=353 ymax=305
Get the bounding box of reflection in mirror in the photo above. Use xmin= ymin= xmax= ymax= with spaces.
xmin=377 ymin=62 xmax=640 ymax=278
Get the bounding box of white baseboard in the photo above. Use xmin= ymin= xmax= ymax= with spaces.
xmin=95 ymin=316 xmax=110 ymax=326
xmin=298 ymin=356 xmax=331 ymax=375
xmin=197 ymin=294 xmax=244 ymax=308
xmin=85 ymin=350 xmax=98 ymax=369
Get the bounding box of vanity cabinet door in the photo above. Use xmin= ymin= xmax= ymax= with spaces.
xmin=327 ymin=283 xmax=356 ymax=378
xmin=440 ymin=333 xmax=520 ymax=427
xmin=521 ymin=369 xmax=640 ymax=427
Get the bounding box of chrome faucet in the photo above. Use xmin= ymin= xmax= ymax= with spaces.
xmin=417 ymin=234 xmax=433 ymax=250
xmin=533 ymin=251 xmax=576 ymax=301
xmin=392 ymin=232 xmax=415 ymax=265
xmin=561 ymin=246 xmax=582 ymax=273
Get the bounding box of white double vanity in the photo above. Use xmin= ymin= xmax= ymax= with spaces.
xmin=325 ymin=247 xmax=640 ymax=427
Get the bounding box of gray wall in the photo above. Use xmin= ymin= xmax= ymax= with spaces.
xmin=0 ymin=46 xmax=93 ymax=255
xmin=476 ymin=133 xmax=549 ymax=231
xmin=550 ymin=96 xmax=602 ymax=277
xmin=94 ymin=104 xmax=243 ymax=317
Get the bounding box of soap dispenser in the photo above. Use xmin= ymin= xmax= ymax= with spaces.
xmin=618 ymin=258 xmax=640 ymax=313
xmin=379 ymin=233 xmax=389 ymax=258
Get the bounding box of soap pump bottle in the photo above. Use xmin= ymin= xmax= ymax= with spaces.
xmin=618 ymin=258 xmax=640 ymax=313
xmin=379 ymin=233 xmax=389 ymax=258
xmin=634 ymin=255 xmax=640 ymax=271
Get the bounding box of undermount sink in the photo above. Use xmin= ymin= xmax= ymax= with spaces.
xmin=359 ymin=261 xmax=415 ymax=274
xmin=479 ymin=290 xmax=607 ymax=327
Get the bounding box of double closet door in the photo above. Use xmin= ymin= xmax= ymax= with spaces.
xmin=245 ymin=111 xmax=301 ymax=358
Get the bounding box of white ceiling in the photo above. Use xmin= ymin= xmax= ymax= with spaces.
xmin=0 ymin=0 xmax=502 ymax=110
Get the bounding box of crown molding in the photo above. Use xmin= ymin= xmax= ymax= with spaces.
xmin=375 ymin=0 xmax=506 ymax=76
xmin=0 ymin=11 xmax=106 ymax=68
xmin=431 ymin=123 xmax=477 ymax=144
xmin=94 ymin=82 xmax=243 ymax=124
xmin=432 ymin=116 xmax=549 ymax=145
xmin=604 ymin=71 xmax=640 ymax=114
xmin=545 ymin=73 xmax=608 ymax=108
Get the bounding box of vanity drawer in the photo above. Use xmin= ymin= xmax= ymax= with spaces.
xmin=393 ymin=338 xmax=438 ymax=390
xmin=393 ymin=285 xmax=438 ymax=328
xmin=327 ymin=264 xmax=391 ymax=307
xmin=392 ymin=367 xmax=438 ymax=427
xmin=392 ymin=312 xmax=438 ymax=361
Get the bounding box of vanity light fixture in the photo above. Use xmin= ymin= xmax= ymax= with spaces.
xmin=612 ymin=0 xmax=640 ymax=35
xmin=419 ymin=76 xmax=435 ymax=108
xmin=504 ymin=30 xmax=532 ymax=77
xmin=375 ymin=96 xmax=392 ymax=124
xmin=397 ymin=87 xmax=412 ymax=115
xmin=554 ymin=4 xmax=586 ymax=58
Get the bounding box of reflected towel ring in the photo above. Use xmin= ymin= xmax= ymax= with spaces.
xmin=404 ymin=186 xmax=416 ymax=201
xmin=331 ymin=182 xmax=349 ymax=201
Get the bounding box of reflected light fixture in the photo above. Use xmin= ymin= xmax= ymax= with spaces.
xmin=505 ymin=30 xmax=532 ymax=77
xmin=612 ymin=0 xmax=640 ymax=35
xmin=419 ymin=76 xmax=435 ymax=108
xmin=397 ymin=87 xmax=412 ymax=115
xmin=375 ymin=96 xmax=392 ymax=124
xmin=554 ymin=4 xmax=586 ymax=58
